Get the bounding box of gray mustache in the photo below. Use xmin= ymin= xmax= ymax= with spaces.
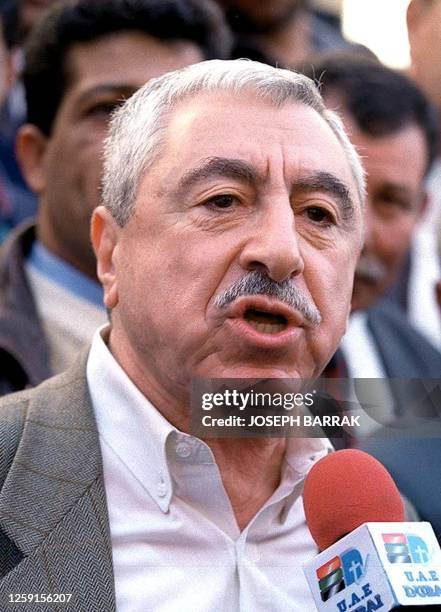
xmin=214 ymin=270 xmax=322 ymax=327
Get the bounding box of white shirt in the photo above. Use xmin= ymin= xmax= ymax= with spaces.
xmin=86 ymin=328 xmax=331 ymax=612
xmin=408 ymin=159 xmax=441 ymax=350
xmin=26 ymin=263 xmax=106 ymax=374
xmin=340 ymin=311 xmax=386 ymax=379
xmin=340 ymin=312 xmax=395 ymax=436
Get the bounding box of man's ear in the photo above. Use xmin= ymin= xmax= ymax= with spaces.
xmin=15 ymin=124 xmax=48 ymax=194
xmin=91 ymin=206 xmax=120 ymax=309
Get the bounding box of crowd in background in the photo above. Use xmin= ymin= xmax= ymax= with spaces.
xmin=0 ymin=0 xmax=440 ymax=534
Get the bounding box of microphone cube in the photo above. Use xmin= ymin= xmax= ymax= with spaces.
xmin=303 ymin=522 xmax=441 ymax=610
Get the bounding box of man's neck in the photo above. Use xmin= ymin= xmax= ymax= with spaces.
xmin=37 ymin=216 xmax=97 ymax=280
xmin=108 ymin=328 xmax=288 ymax=531
xmin=206 ymin=437 xmax=287 ymax=531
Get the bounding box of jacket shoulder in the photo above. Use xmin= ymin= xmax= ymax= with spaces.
xmin=0 ymin=389 xmax=31 ymax=492
xmin=0 ymin=351 xmax=91 ymax=489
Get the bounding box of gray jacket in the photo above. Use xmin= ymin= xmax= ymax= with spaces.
xmin=0 ymin=222 xmax=51 ymax=395
xmin=0 ymin=351 xmax=116 ymax=611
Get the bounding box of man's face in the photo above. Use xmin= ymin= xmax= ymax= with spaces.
xmin=36 ymin=32 xmax=202 ymax=276
xmin=99 ymin=93 xmax=362 ymax=400
xmin=408 ymin=0 xmax=441 ymax=110
xmin=343 ymin=118 xmax=428 ymax=311
xmin=217 ymin=0 xmax=302 ymax=33
xmin=21 ymin=0 xmax=59 ymax=37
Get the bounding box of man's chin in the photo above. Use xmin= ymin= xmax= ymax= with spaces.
xmin=202 ymin=364 xmax=306 ymax=380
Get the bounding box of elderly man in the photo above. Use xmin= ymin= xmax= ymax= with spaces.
xmin=0 ymin=60 xmax=364 ymax=610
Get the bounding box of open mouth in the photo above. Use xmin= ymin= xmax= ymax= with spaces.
xmin=243 ymin=308 xmax=288 ymax=334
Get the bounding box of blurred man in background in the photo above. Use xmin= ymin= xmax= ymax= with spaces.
xmin=0 ymin=0 xmax=35 ymax=236
xmin=302 ymin=53 xmax=441 ymax=384
xmin=405 ymin=0 xmax=441 ymax=349
xmin=215 ymin=0 xmax=350 ymax=66
xmin=0 ymin=0 xmax=231 ymax=395
xmin=304 ymin=52 xmax=441 ymax=532
xmin=17 ymin=0 xmax=58 ymax=38
xmin=0 ymin=0 xmax=53 ymax=229
xmin=407 ymin=0 xmax=441 ymax=119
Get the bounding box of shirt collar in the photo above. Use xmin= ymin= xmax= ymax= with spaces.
xmin=277 ymin=437 xmax=333 ymax=523
xmin=87 ymin=327 xmax=333 ymax=515
xmin=284 ymin=436 xmax=333 ymax=477
xmin=28 ymin=240 xmax=104 ymax=308
xmin=87 ymin=326 xmax=176 ymax=512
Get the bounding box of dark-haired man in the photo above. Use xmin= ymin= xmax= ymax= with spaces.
xmin=302 ymin=53 xmax=441 ymax=383
xmin=0 ymin=1 xmax=36 ymax=237
xmin=0 ymin=0 xmax=231 ymax=394
xmin=215 ymin=0 xmax=350 ymax=67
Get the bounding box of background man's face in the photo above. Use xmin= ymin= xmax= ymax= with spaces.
xmin=106 ymin=93 xmax=362 ymax=397
xmin=343 ymin=119 xmax=427 ymax=311
xmin=21 ymin=0 xmax=58 ymax=37
xmin=36 ymin=31 xmax=202 ymax=275
xmin=216 ymin=0 xmax=302 ymax=32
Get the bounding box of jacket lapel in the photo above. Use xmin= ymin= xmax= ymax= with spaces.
xmin=0 ymin=351 xmax=116 ymax=610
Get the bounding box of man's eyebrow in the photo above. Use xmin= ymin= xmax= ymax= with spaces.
xmin=377 ymin=182 xmax=411 ymax=197
xmin=177 ymin=157 xmax=260 ymax=193
xmin=77 ymin=84 xmax=138 ymax=107
xmin=292 ymin=172 xmax=355 ymax=220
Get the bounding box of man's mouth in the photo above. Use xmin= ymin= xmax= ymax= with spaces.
xmin=243 ymin=308 xmax=288 ymax=334
xmin=219 ymin=295 xmax=307 ymax=351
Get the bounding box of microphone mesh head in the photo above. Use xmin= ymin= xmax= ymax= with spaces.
xmin=303 ymin=449 xmax=405 ymax=551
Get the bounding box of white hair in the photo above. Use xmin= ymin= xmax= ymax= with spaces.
xmin=102 ymin=59 xmax=366 ymax=226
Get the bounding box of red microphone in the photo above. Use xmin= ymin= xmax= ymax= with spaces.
xmin=303 ymin=449 xmax=404 ymax=551
xmin=302 ymin=450 xmax=440 ymax=610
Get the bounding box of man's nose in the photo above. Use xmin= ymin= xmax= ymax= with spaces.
xmin=239 ymin=199 xmax=304 ymax=283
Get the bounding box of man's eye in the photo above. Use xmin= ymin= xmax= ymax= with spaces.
xmin=205 ymin=195 xmax=236 ymax=209
xmin=88 ymin=102 xmax=121 ymax=119
xmin=306 ymin=207 xmax=334 ymax=225
xmin=375 ymin=197 xmax=412 ymax=214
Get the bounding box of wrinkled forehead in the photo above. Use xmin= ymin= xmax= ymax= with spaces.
xmin=159 ymin=91 xmax=362 ymax=205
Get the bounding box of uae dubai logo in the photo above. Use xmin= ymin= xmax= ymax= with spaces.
xmin=316 ymin=549 xmax=366 ymax=602
xmin=382 ymin=533 xmax=430 ymax=564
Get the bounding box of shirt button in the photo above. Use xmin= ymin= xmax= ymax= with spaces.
xmin=157 ymin=480 xmax=168 ymax=498
xmin=176 ymin=442 xmax=192 ymax=458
